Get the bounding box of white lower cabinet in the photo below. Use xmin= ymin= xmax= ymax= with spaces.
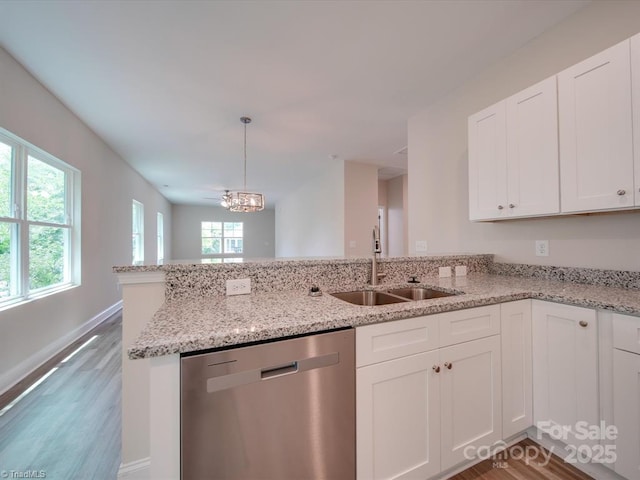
xmin=357 ymin=351 xmax=441 ymax=480
xmin=613 ymin=313 xmax=640 ymax=480
xmin=613 ymin=349 xmax=640 ymax=480
xmin=439 ymin=335 xmax=502 ymax=470
xmin=501 ymin=300 xmax=533 ymax=438
xmin=356 ymin=298 xmax=639 ymax=480
xmin=356 ymin=305 xmax=506 ymax=480
xmin=532 ymin=301 xmax=599 ymax=447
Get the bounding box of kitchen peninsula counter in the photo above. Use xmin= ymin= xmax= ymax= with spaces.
xmin=125 ymin=272 xmax=640 ymax=360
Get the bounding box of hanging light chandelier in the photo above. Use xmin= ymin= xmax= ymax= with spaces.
xmin=221 ymin=116 xmax=265 ymax=212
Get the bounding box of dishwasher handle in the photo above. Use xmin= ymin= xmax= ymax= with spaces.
xmin=261 ymin=361 xmax=298 ymax=379
xmin=206 ymin=352 xmax=340 ymax=393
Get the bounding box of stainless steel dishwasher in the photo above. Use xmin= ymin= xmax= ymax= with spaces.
xmin=180 ymin=328 xmax=355 ymax=480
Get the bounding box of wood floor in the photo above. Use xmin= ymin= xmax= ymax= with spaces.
xmin=0 ymin=314 xmax=122 ymax=479
xmin=450 ymin=438 xmax=594 ymax=480
xmin=0 ymin=314 xmax=594 ymax=480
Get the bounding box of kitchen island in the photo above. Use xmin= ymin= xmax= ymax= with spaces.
xmin=114 ymin=255 xmax=640 ymax=479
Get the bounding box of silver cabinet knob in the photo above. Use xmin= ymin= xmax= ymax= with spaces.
xmin=579 ymin=320 xmax=588 ymax=328
xmin=617 ymin=190 xmax=626 ymax=196
xmin=432 ymin=365 xmax=440 ymax=373
xmin=509 ymin=204 xmax=515 ymax=209
xmin=444 ymin=362 xmax=453 ymax=370
xmin=497 ymin=205 xmax=504 ymax=210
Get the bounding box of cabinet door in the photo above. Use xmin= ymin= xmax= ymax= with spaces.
xmin=506 ymin=76 xmax=559 ymax=217
xmin=532 ymin=301 xmax=599 ymax=447
xmin=357 ymin=351 xmax=440 ymax=480
xmin=468 ymin=101 xmax=508 ymax=220
xmin=440 ymin=335 xmax=502 ymax=471
xmin=559 ymin=39 xmax=634 ymax=213
xmin=632 ymin=33 xmax=640 ymax=207
xmin=613 ymin=349 xmax=640 ymax=480
xmin=501 ymin=300 xmax=533 ymax=438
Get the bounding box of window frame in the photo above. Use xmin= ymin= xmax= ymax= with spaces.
xmin=0 ymin=128 xmax=81 ymax=307
xmin=132 ymin=200 xmax=144 ymax=266
xmin=201 ymin=221 xmax=243 ymax=261
xmin=157 ymin=212 xmax=164 ymax=264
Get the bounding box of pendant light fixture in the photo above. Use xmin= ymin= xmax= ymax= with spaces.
xmin=221 ymin=116 xmax=265 ymax=212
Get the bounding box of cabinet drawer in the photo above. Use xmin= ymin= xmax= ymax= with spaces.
xmin=613 ymin=312 xmax=640 ymax=354
xmin=356 ymin=316 xmax=439 ymax=367
xmin=438 ymin=305 xmax=501 ymax=347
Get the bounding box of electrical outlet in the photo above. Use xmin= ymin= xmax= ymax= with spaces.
xmin=455 ymin=265 xmax=467 ymax=276
xmin=349 ymin=240 xmax=356 ymax=249
xmin=415 ymin=240 xmax=428 ymax=252
xmin=535 ymin=240 xmax=549 ymax=257
xmin=226 ymin=278 xmax=251 ymax=296
xmin=439 ymin=266 xmax=452 ymax=278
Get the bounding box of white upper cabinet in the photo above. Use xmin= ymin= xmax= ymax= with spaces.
xmin=468 ymin=76 xmax=559 ymax=221
xmin=558 ymin=39 xmax=634 ymax=213
xmin=506 ymin=77 xmax=560 ymax=217
xmin=632 ymin=33 xmax=640 ymax=207
xmin=468 ymin=102 xmax=508 ymax=220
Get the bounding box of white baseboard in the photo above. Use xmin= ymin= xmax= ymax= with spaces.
xmin=118 ymin=457 xmax=150 ymax=479
xmin=0 ymin=300 xmax=123 ymax=396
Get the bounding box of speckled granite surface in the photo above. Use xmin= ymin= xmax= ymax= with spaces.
xmin=127 ymin=273 xmax=640 ymax=359
xmin=114 ymin=254 xmax=493 ymax=298
xmin=491 ymin=262 xmax=640 ymax=289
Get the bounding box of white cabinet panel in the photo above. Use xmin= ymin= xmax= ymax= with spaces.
xmin=506 ymin=76 xmax=559 ymax=217
xmin=440 ymin=335 xmax=502 ymax=471
xmin=559 ymin=39 xmax=634 ymax=213
xmin=501 ymin=300 xmax=533 ymax=438
xmin=613 ymin=312 xmax=640 ymax=355
xmin=532 ymin=301 xmax=599 ymax=447
xmin=357 ymin=351 xmax=441 ymax=480
xmin=356 ymin=315 xmax=439 ymax=367
xmin=438 ymin=304 xmax=500 ymax=347
xmin=632 ymin=33 xmax=640 ymax=207
xmin=468 ymin=102 xmax=508 ymax=220
xmin=613 ymin=348 xmax=640 ymax=480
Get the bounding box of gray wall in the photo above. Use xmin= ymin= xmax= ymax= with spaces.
xmin=171 ymin=204 xmax=275 ymax=260
xmin=275 ymin=161 xmax=345 ymax=258
xmin=387 ymin=175 xmax=408 ymax=257
xmin=0 ymin=46 xmax=172 ymax=393
xmin=408 ymin=1 xmax=640 ymax=271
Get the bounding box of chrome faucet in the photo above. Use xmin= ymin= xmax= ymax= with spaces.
xmin=370 ymin=226 xmax=386 ymax=285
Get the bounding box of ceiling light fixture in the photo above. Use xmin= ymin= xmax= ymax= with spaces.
xmin=221 ymin=116 xmax=265 ymax=212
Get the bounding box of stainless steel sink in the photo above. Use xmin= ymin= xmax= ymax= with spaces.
xmin=386 ymin=287 xmax=455 ymax=301
xmin=330 ymin=290 xmax=410 ymax=306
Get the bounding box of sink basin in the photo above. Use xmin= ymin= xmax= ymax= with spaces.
xmin=331 ymin=290 xmax=410 ymax=306
xmin=385 ymin=287 xmax=455 ymax=301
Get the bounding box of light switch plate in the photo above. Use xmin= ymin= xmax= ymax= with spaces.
xmin=226 ymin=278 xmax=251 ymax=295
xmin=455 ymin=265 xmax=467 ymax=276
xmin=439 ymin=266 xmax=452 ymax=278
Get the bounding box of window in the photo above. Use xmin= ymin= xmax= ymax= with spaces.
xmin=157 ymin=212 xmax=164 ymax=264
xmin=132 ymin=200 xmax=144 ymax=265
xmin=0 ymin=128 xmax=80 ymax=305
xmin=201 ymin=221 xmax=243 ymax=261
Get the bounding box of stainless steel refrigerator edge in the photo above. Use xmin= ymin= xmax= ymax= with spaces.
xmin=180 ymin=328 xmax=356 ymax=479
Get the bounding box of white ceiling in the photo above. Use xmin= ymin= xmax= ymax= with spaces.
xmin=0 ymin=0 xmax=589 ymax=206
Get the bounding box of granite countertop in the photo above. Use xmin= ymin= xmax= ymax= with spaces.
xmin=128 ymin=273 xmax=640 ymax=359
